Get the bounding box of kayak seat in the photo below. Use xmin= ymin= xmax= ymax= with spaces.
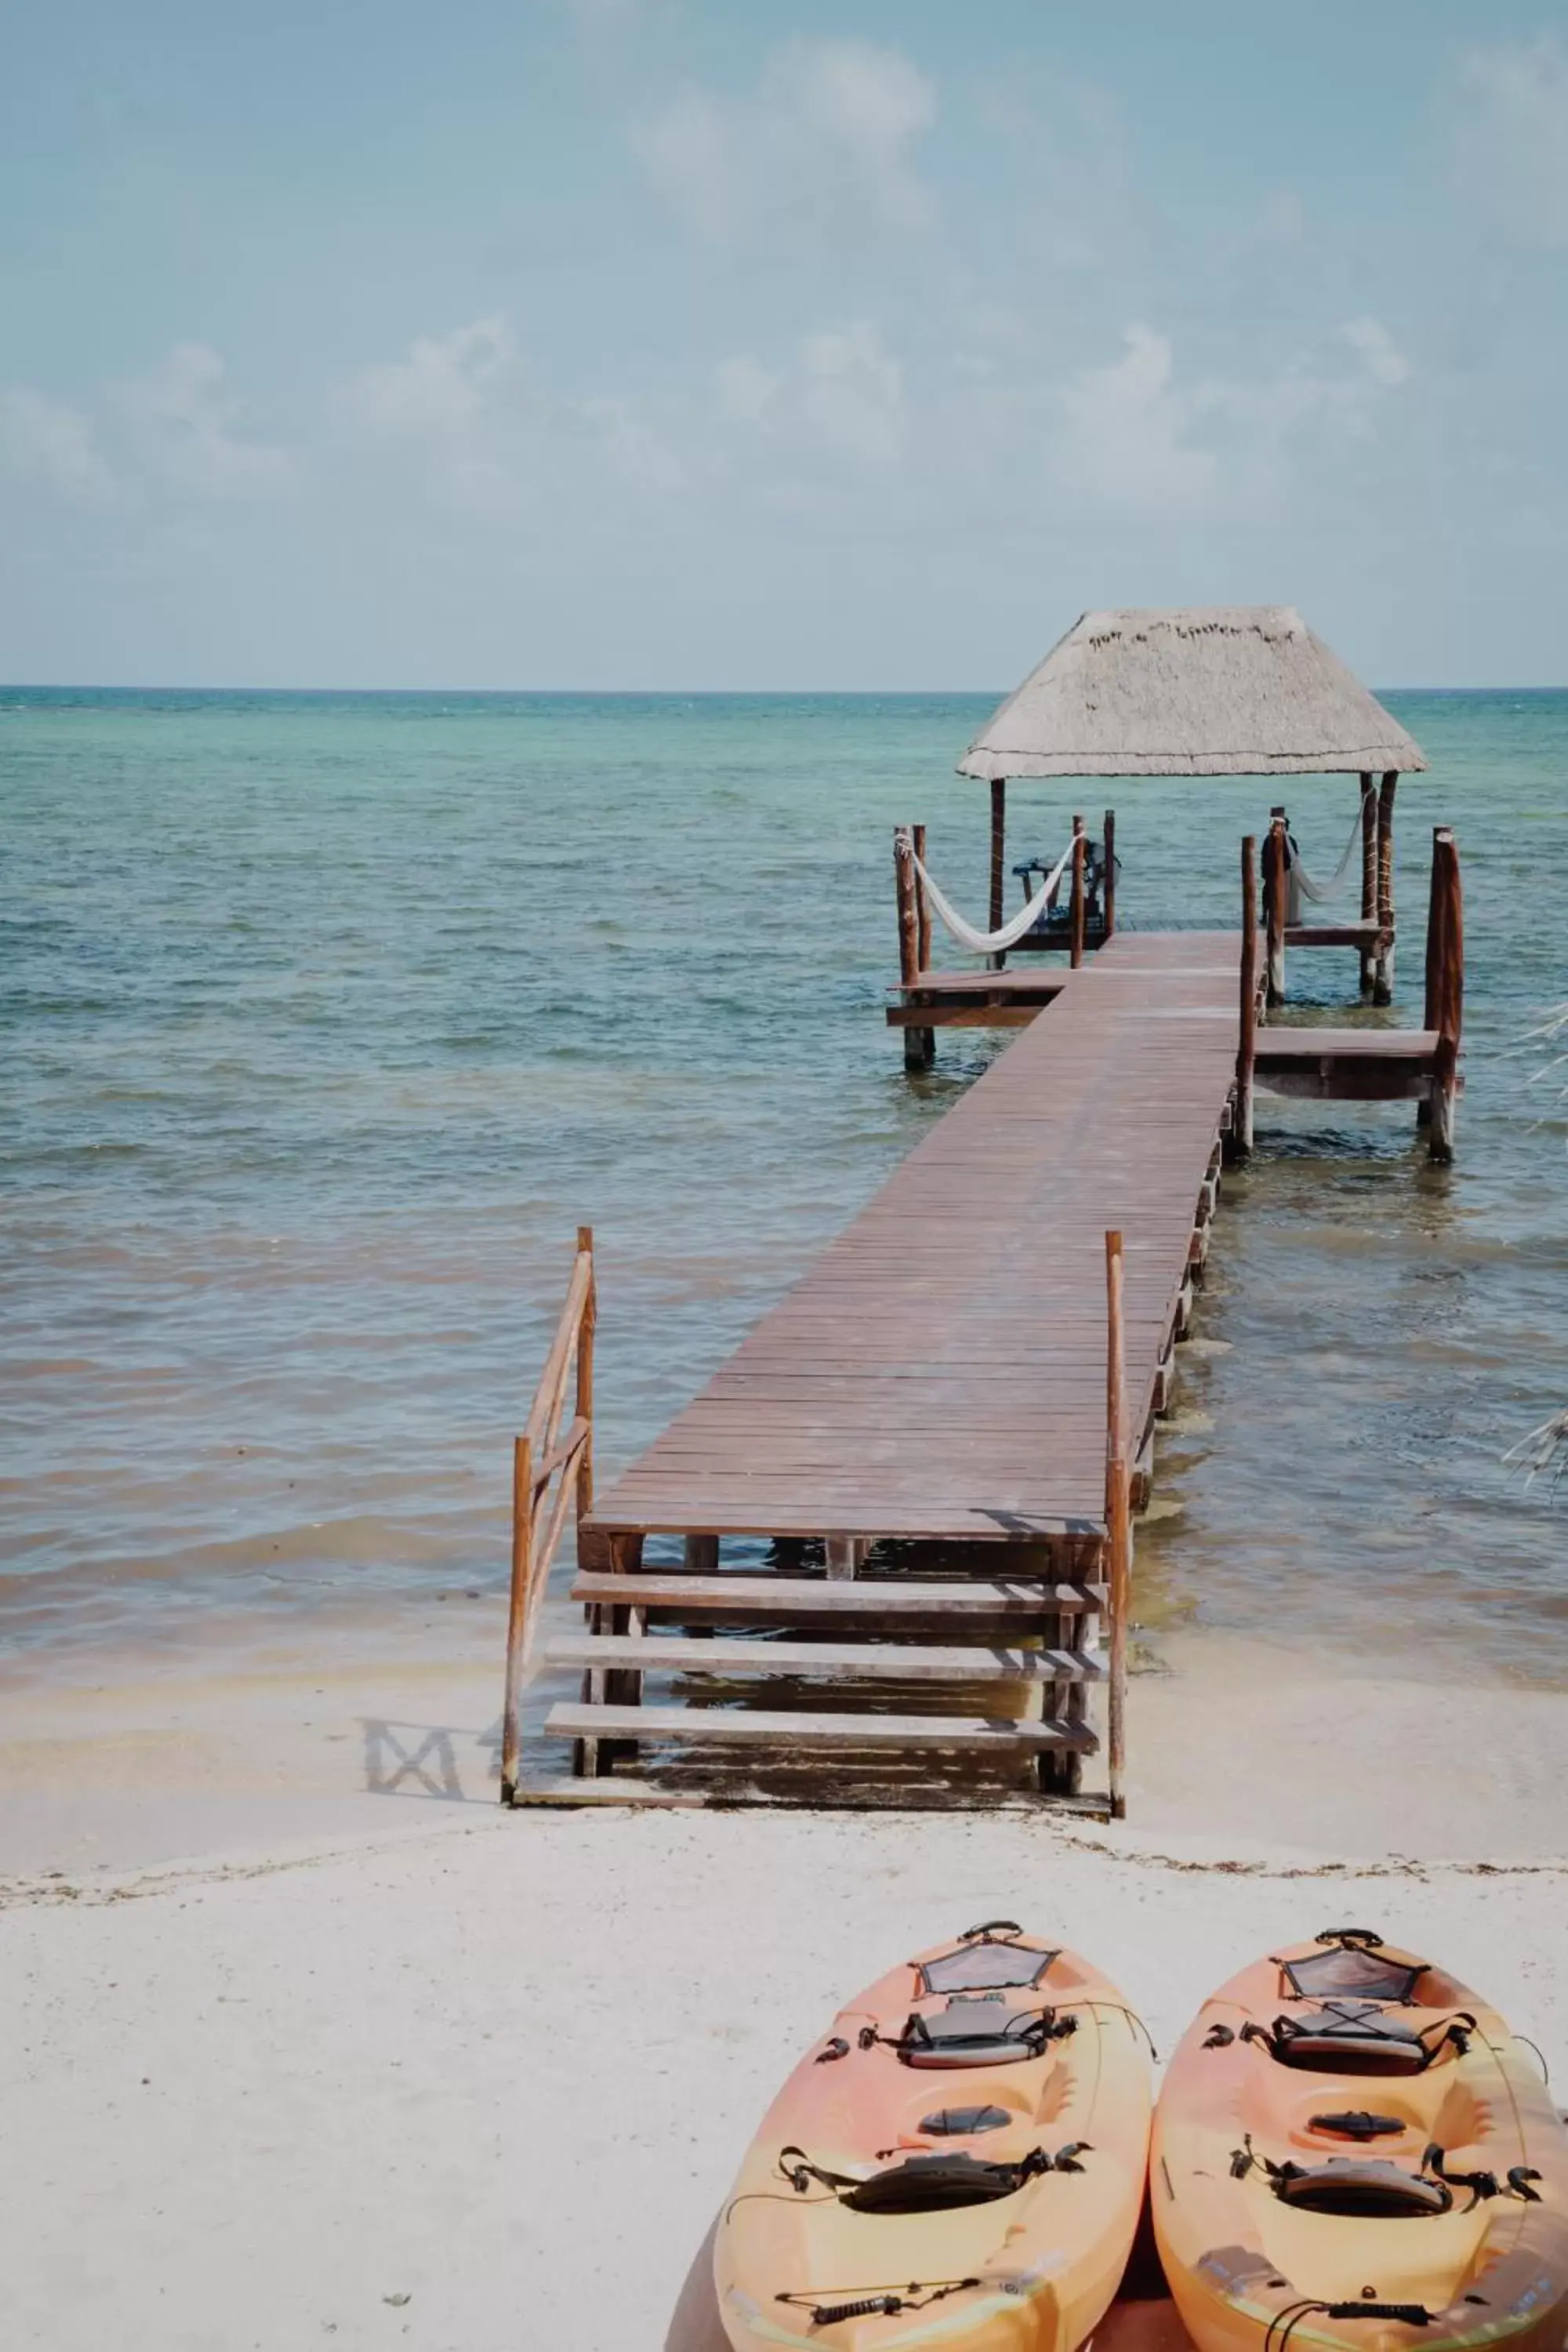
xmin=1245 ymin=2004 xmax=1446 ymax=2078
xmin=899 ymin=1996 xmax=1069 ymax=2070
xmin=1270 ymin=2158 xmax=1451 ymax=2218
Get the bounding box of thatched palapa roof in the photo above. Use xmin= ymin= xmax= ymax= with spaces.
xmin=958 ymin=607 xmax=1426 ymax=780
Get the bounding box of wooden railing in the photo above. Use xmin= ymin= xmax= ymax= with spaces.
xmin=1103 ymin=1229 xmax=1131 ymax=1820
xmin=499 ymin=1226 xmax=596 ymax=1804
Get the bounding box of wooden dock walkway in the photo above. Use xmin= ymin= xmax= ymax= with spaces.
xmin=589 ymin=931 xmax=1238 ymax=1548
xmin=497 ymin=826 xmax=1464 ymax=1810
xmin=514 ymin=933 xmax=1238 ymax=1803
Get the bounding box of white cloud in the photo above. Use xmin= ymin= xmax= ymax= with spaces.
xmin=340 ymin=316 xmax=695 ymax=515
xmin=636 ymin=39 xmax=936 ymax=245
xmin=796 ymin=324 xmax=906 ymax=470
xmin=1047 ymin=323 xmax=1408 ymax=524
xmin=0 ymin=387 xmax=114 ymax=503
xmin=350 ymin=317 xmax=520 ymax=440
xmin=712 ymin=321 xmax=906 ymax=498
xmin=1341 ymin=317 xmax=1410 ymax=388
xmin=1051 ymin=325 xmax=1218 ymax=518
xmin=1454 ymin=37 xmax=1568 ymax=249
xmin=123 ymin=344 xmax=292 ymax=500
xmin=339 ymin=318 xmax=546 ymax=514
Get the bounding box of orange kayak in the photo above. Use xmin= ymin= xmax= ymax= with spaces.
xmin=714 ymin=1922 xmax=1152 ymax=2352
xmin=1152 ymin=1929 xmax=1568 ymax=2352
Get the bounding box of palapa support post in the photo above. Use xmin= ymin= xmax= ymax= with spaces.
xmin=1359 ymin=772 xmax=1379 ymax=999
xmin=1104 ymin=1230 xmax=1131 ymax=1821
xmin=893 ymin=826 xmax=934 ymax=1073
xmin=1232 ymin=835 xmax=1258 ymax=1160
xmin=989 ymin=779 xmax=1007 ymax=964
xmin=911 ymin=822 xmax=932 ymax=975
xmin=1427 ymin=829 xmax=1463 ymax=1163
xmin=1263 ymin=812 xmax=1287 ymax=1007
xmin=1069 ymin=813 xmax=1086 ymax=969
xmin=1374 ymin=770 xmax=1398 ymax=1005
xmin=1102 ymin=809 xmax=1116 ymax=939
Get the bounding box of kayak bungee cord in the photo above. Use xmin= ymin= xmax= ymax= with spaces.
xmin=774 ymin=2277 xmax=982 ymax=2326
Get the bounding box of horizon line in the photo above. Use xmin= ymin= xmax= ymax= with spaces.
xmin=6 ymin=680 xmax=1565 ymax=699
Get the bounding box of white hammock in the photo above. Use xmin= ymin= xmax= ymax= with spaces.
xmin=1290 ymin=804 xmax=1367 ymax=907
xmin=913 ymin=840 xmax=1076 ymax=956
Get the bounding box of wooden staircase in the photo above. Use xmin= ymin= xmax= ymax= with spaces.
xmin=541 ymin=1563 xmax=1107 ymax=1791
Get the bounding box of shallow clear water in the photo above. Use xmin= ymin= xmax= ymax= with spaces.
xmin=3 ymin=688 xmax=1565 ymax=1682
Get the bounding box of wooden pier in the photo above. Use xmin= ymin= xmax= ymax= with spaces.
xmin=497 ymin=608 xmax=1465 ymax=1815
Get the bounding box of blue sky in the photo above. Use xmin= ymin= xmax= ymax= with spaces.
xmin=3 ymin=0 xmax=1566 ymax=686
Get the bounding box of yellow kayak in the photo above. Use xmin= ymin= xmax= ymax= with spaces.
xmin=1152 ymin=1928 xmax=1568 ymax=2352
xmin=715 ymin=1922 xmax=1153 ymax=2352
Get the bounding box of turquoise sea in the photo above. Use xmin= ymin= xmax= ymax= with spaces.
xmin=3 ymin=688 xmax=1566 ymax=1683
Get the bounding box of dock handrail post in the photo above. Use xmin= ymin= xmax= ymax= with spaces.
xmin=1374 ymin=771 xmax=1398 ymax=1005
xmin=1102 ymin=808 xmax=1116 ymax=938
xmin=1069 ymin=813 xmax=1086 ymax=969
xmin=893 ymin=827 xmax=934 ymax=1073
xmin=989 ymin=779 xmax=1007 ymax=964
xmin=911 ymin=822 xmax=932 ymax=975
xmin=575 ymin=1225 xmax=595 ymax=1523
xmin=1428 ymin=829 xmax=1463 ymax=1163
xmin=1104 ymin=1229 xmax=1131 ymax=1820
xmin=1264 ymin=811 xmax=1287 ymax=1007
xmin=1234 ymin=834 xmax=1258 ymax=1159
xmin=1359 ymin=772 xmax=1378 ymax=998
xmin=500 ymin=1432 xmax=534 ymax=1805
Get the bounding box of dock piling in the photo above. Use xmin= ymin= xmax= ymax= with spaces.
xmin=1359 ymin=772 xmax=1378 ymax=997
xmin=1264 ymin=811 xmax=1288 ymax=1006
xmin=912 ymin=822 xmax=932 ymax=975
xmin=1427 ymin=829 xmax=1463 ymax=1162
xmin=1234 ymin=835 xmax=1258 ymax=1158
xmin=893 ymin=827 xmax=934 ymax=1071
xmin=1070 ymin=813 xmax=1087 ymax=969
xmin=1374 ymin=771 xmax=1398 ymax=1004
xmin=1102 ymin=809 xmax=1116 ymax=938
xmin=989 ymin=779 xmax=1007 ymax=960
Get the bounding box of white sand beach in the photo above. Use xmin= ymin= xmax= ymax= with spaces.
xmin=5 ymin=1625 xmax=1566 ymax=2352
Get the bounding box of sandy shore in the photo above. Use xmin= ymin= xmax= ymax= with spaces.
xmin=5 ymin=1625 xmax=1566 ymax=2351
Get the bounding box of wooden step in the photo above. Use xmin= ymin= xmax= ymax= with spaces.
xmin=544 ymin=1704 xmax=1095 ymax=1752
xmin=1254 ymin=1028 xmax=1445 ymax=1102
xmin=570 ymin=1573 xmax=1106 ymax=1619
xmin=546 ymin=1634 xmax=1104 ymax=1682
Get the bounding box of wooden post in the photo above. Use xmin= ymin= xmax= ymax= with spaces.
xmin=989 ymin=779 xmax=1007 ymax=944
xmin=1234 ymin=835 xmax=1258 ymax=1159
xmin=1102 ymin=809 xmax=1116 ymax=939
xmin=1374 ymin=771 xmax=1397 ymax=1004
xmin=1417 ymin=829 xmax=1443 ymax=1129
xmin=911 ymin=822 xmax=931 ymax=975
xmin=1264 ymin=813 xmax=1287 ymax=1007
xmin=894 ymin=826 xmax=933 ymax=1073
xmin=1069 ymin=813 xmax=1086 ymax=969
xmin=575 ymin=1226 xmax=594 ymax=1523
xmin=1104 ymin=1230 xmax=1131 ymax=1821
xmin=499 ymin=1432 xmax=533 ymax=1803
xmin=1358 ymin=772 xmax=1378 ymax=999
xmin=1428 ymin=829 xmax=1463 ymax=1163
